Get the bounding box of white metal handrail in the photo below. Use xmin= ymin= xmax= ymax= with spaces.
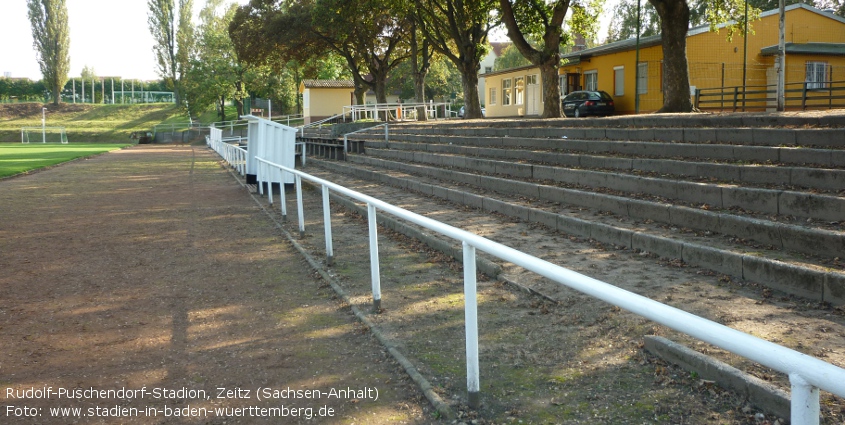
xmin=240 ymin=152 xmax=844 ymax=424
xmin=343 ymin=101 xmax=455 ymax=121
xmin=342 ymin=123 xmax=387 ymax=160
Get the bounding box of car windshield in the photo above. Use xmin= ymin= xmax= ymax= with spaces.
xmin=599 ymin=92 xmax=613 ymax=101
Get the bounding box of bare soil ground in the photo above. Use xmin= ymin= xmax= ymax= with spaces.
xmin=0 ymin=145 xmax=437 ymax=424
xmin=277 ymin=159 xmax=845 ymax=425
xmin=3 ymin=140 xmax=845 ymax=424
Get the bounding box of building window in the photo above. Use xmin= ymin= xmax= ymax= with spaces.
xmin=515 ymin=77 xmax=525 ymax=105
xmin=484 ymin=66 xmax=493 ymax=74
xmin=614 ymin=66 xmax=624 ymax=96
xmin=559 ymin=75 xmax=566 ymax=96
xmin=806 ymin=62 xmax=829 ymax=89
xmin=502 ymin=78 xmax=512 ymax=105
xmin=584 ymin=71 xmax=597 ymax=92
xmin=637 ymin=62 xmax=648 ymax=94
xmin=489 ymin=87 xmax=497 ymax=105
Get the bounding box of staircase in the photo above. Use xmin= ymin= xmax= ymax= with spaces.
xmin=299 ymin=112 xmax=845 ymax=304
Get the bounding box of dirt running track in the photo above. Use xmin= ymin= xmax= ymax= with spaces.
xmin=0 ymin=145 xmax=437 ymax=424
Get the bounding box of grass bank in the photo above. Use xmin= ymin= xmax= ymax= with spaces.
xmin=0 ymin=103 xmax=187 ymax=143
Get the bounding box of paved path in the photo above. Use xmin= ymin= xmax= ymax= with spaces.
xmin=0 ymin=145 xmax=435 ymax=424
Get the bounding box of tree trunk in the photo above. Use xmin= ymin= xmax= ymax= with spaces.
xmin=52 ymin=81 xmax=61 ymax=106
xmin=649 ymin=0 xmax=694 ymax=113
xmin=539 ymin=60 xmax=562 ymax=117
xmin=234 ymin=80 xmax=244 ymax=117
xmin=460 ymin=65 xmax=483 ymax=119
xmin=411 ymin=38 xmax=430 ymax=121
xmin=219 ymin=96 xmax=226 ymax=122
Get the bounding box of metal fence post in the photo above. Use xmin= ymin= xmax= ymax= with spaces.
xmin=790 ymin=374 xmax=820 ymax=425
xmin=367 ymin=203 xmax=382 ymax=312
xmin=280 ymin=178 xmax=288 ymax=222
xmin=267 ymin=170 xmax=274 ymax=206
xmin=384 ymin=123 xmax=388 ymax=143
xmin=463 ymin=241 xmax=480 ymax=409
xmin=257 ymin=162 xmax=265 ymax=196
xmin=295 ymin=175 xmax=305 ymax=238
xmin=322 ymin=185 xmax=334 ymax=266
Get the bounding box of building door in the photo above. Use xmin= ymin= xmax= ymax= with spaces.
xmin=566 ymin=73 xmax=581 ymax=94
xmin=526 ymin=75 xmax=540 ymax=115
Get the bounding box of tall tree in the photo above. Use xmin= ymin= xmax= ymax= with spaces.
xmin=416 ymin=0 xmax=498 ymax=119
xmin=310 ymin=0 xmax=411 ymax=104
xmin=498 ymin=0 xmax=601 ymax=117
xmin=185 ymin=0 xmax=241 ymax=121
xmin=27 ymin=0 xmax=71 ymax=106
xmin=148 ymin=0 xmax=194 ymax=105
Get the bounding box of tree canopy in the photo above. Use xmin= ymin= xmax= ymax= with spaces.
xmin=27 ymin=0 xmax=71 ymax=106
xmin=148 ymin=0 xmax=194 ymax=105
xmin=415 ymin=0 xmax=498 ymax=119
xmin=498 ymin=0 xmax=602 ymax=117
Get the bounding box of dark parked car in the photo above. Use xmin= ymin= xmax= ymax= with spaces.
xmin=562 ymin=90 xmax=615 ymax=118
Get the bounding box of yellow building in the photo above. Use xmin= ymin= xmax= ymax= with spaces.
xmin=482 ymin=65 xmax=545 ymax=117
xmin=560 ymin=3 xmax=845 ymax=113
xmin=299 ymin=80 xmax=356 ymax=124
xmin=484 ymin=3 xmax=844 ymax=117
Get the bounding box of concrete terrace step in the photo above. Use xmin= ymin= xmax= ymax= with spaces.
xmin=310 ymin=157 xmax=845 ymax=305
xmin=367 ymin=148 xmax=845 ymax=208
xmin=366 ymin=145 xmax=845 ymax=198
xmin=348 ymin=153 xmax=845 ymax=260
xmin=390 ymin=124 xmax=845 ymax=148
xmin=357 ymin=132 xmax=845 ymax=168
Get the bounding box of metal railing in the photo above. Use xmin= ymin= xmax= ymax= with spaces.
xmin=296 ymin=112 xmax=353 ymax=137
xmin=343 ymin=101 xmax=455 ymax=121
xmin=207 ymin=129 xmax=305 ymax=172
xmin=236 ymin=155 xmax=845 ymax=424
xmin=342 ymin=123 xmax=387 ymax=160
xmin=695 ymin=80 xmax=845 ymax=111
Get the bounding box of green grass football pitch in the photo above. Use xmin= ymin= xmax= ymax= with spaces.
xmin=0 ymin=143 xmax=131 ymax=178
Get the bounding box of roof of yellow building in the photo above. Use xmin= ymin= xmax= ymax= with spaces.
xmin=301 ymin=79 xmax=355 ymax=89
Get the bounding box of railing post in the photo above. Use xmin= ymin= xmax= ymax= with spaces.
xmin=322 ymin=185 xmax=334 ymax=266
xmin=295 ymin=174 xmax=305 ymax=238
xmin=802 ymin=82 xmax=808 ymax=110
xmin=367 ymin=203 xmax=382 ymax=312
xmin=790 ymin=374 xmax=820 ymax=425
xmin=343 ymin=135 xmax=348 ymax=161
xmin=463 ymin=241 xmax=480 ymax=409
xmin=384 ymin=123 xmax=388 ymax=143
xmin=733 ymin=87 xmax=740 ymax=112
xmin=280 ymin=177 xmax=288 ymax=222
xmin=267 ymin=169 xmax=274 ymax=205
xmin=257 ymin=162 xmax=265 ymax=196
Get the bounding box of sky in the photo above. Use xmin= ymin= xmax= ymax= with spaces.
xmin=1 ymin=0 xmax=249 ymax=82
xmin=1 ymin=0 xmax=618 ymax=82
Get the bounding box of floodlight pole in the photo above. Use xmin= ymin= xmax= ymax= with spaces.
xmin=42 ymin=108 xmax=46 ymax=144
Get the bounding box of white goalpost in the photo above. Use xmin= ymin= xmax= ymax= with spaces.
xmin=21 ymin=107 xmax=68 ymax=144
xmin=21 ymin=127 xmax=69 ymax=144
